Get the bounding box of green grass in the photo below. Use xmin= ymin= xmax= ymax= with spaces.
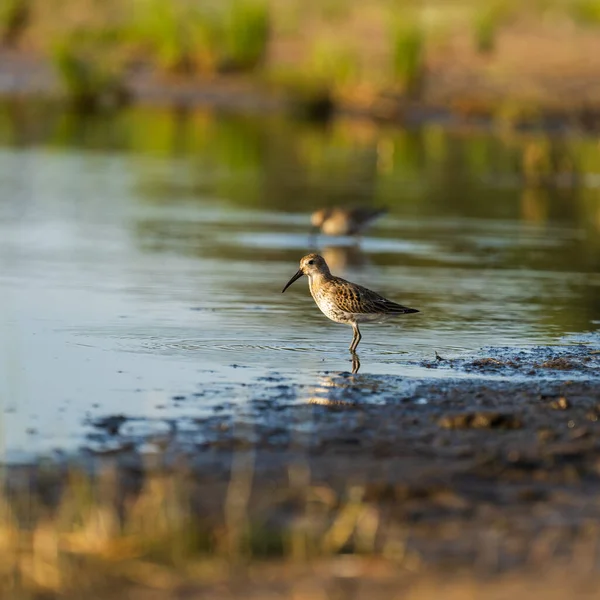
xmin=472 ymin=2 xmax=511 ymax=54
xmin=5 ymin=0 xmax=600 ymax=123
xmin=390 ymin=19 xmax=425 ymax=96
xmin=318 ymin=0 xmax=352 ymax=23
xmin=0 ymin=0 xmax=29 ymax=45
xmin=307 ymin=38 xmax=359 ymax=88
xmin=570 ymin=0 xmax=600 ymax=25
xmin=126 ymin=0 xmax=221 ymax=74
xmin=222 ymin=0 xmax=270 ymax=72
xmin=51 ymin=31 xmax=129 ymax=111
xmin=125 ymin=0 xmax=270 ymax=74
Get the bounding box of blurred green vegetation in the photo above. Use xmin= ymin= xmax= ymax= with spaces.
xmin=472 ymin=2 xmax=513 ymax=54
xmin=3 ymin=0 xmax=600 ymax=114
xmin=0 ymin=0 xmax=28 ymax=45
xmin=223 ymin=0 xmax=269 ymax=71
xmin=570 ymin=0 xmax=600 ymax=25
xmin=123 ymin=0 xmax=269 ymax=74
xmin=390 ymin=18 xmax=425 ymax=96
xmin=125 ymin=0 xmax=220 ymax=73
xmin=51 ymin=32 xmax=130 ymax=111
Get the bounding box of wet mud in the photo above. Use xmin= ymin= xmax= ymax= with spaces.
xmin=5 ymin=343 xmax=600 ymax=581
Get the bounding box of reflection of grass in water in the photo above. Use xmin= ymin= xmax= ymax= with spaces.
xmin=127 ymin=107 xmax=203 ymax=157
xmin=294 ymin=123 xmax=376 ymax=198
xmin=382 ymin=130 xmax=428 ymax=178
xmin=494 ymin=100 xmax=543 ymax=130
xmin=124 ymin=108 xmax=266 ymax=205
xmin=49 ymin=109 xmax=127 ymax=150
xmin=207 ymin=116 xmax=264 ymax=205
xmin=1 ymin=101 xmax=599 ymax=226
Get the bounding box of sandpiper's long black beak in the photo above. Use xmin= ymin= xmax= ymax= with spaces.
xmin=282 ymin=269 xmax=303 ymax=293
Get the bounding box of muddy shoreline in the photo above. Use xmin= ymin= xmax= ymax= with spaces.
xmin=4 ymin=343 xmax=600 ymax=597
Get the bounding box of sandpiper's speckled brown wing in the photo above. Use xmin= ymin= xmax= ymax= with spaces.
xmin=328 ymin=277 xmax=418 ymax=315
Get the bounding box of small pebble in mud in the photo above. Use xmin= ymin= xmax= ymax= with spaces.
xmin=93 ymin=414 xmax=127 ymax=436
xmin=139 ymin=442 xmax=161 ymax=454
xmin=537 ymin=358 xmax=578 ymax=370
xmin=537 ymin=428 xmax=557 ymax=443
xmin=469 ymin=357 xmax=518 ymax=369
xmin=172 ymin=395 xmax=186 ymax=401
xmin=438 ymin=412 xmax=522 ymax=430
xmin=516 ymin=488 xmax=546 ymax=502
xmin=549 ymin=397 xmax=570 ymax=410
xmin=570 ymin=427 xmax=589 ymax=440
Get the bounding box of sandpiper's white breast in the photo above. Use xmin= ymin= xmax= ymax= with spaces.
xmin=308 ymin=276 xmax=353 ymax=324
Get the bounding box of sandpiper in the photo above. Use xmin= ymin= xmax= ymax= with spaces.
xmin=311 ymin=206 xmax=387 ymax=237
xmin=282 ymin=254 xmax=419 ymax=354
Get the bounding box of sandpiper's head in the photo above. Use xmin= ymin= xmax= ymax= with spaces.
xmin=282 ymin=254 xmax=330 ymax=293
xmin=310 ymin=208 xmax=332 ymax=229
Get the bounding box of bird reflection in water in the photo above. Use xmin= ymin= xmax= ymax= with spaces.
xmin=320 ymin=245 xmax=371 ymax=274
xmin=305 ymin=371 xmax=360 ymax=405
xmin=311 ymin=206 xmax=387 ymax=238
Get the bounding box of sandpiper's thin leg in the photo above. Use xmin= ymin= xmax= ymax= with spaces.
xmin=349 ymin=323 xmax=362 ymax=352
xmin=351 ymin=352 xmax=361 ymax=374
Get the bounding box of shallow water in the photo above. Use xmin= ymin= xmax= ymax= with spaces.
xmin=0 ymin=104 xmax=599 ymax=460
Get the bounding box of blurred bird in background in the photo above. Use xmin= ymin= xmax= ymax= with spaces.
xmin=311 ymin=206 xmax=387 ymax=237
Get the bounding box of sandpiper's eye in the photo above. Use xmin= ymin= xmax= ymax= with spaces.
xmin=308 ymin=260 xmax=314 ymax=265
